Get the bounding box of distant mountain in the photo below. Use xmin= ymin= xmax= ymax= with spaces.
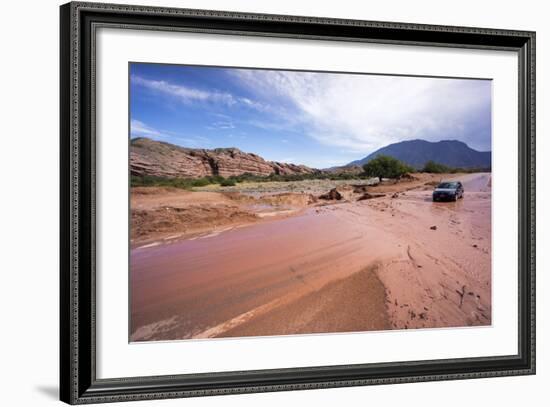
xmin=130 ymin=137 xmax=318 ymax=179
xmin=347 ymin=139 xmax=491 ymax=169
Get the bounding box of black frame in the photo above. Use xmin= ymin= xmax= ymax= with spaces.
xmin=60 ymin=2 xmax=536 ymax=404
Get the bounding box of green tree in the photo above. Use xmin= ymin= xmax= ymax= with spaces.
xmin=362 ymin=155 xmax=412 ymax=182
xmin=422 ymin=160 xmax=452 ymax=174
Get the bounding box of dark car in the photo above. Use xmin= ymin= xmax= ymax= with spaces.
xmin=432 ymin=181 xmax=464 ymax=202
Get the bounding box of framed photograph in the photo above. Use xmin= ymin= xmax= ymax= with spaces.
xmin=60 ymin=2 xmax=535 ymax=404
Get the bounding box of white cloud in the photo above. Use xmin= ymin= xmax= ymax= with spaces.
xmin=233 ymin=70 xmax=492 ymax=153
xmin=132 ymin=75 xmax=236 ymax=105
xmin=132 ymin=75 xmax=271 ymax=113
xmin=131 ymin=119 xmax=210 ymax=147
xmin=130 ymin=119 xmax=160 ymax=138
xmin=206 ymin=121 xmax=235 ymax=130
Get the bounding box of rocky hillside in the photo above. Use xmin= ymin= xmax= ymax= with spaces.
xmin=130 ymin=137 xmax=318 ymax=179
xmin=348 ymin=139 xmax=491 ymax=169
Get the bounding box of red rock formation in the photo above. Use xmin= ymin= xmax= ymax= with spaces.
xmin=130 ymin=138 xmax=318 ymax=179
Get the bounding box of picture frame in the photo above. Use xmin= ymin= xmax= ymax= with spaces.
xmin=60 ymin=1 xmax=536 ymax=404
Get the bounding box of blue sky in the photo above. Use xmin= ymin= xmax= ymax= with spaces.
xmin=130 ymin=63 xmax=492 ymax=169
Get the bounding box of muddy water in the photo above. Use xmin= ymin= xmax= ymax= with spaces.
xmin=130 ymin=207 xmax=398 ymax=341
xmin=130 ymin=172 xmax=492 ymax=341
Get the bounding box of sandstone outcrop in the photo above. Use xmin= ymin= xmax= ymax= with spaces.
xmin=318 ymin=188 xmax=343 ymax=201
xmin=130 ymin=138 xmax=318 ymax=179
xmin=318 ymin=185 xmax=357 ymax=201
xmin=357 ymin=192 xmax=385 ymax=201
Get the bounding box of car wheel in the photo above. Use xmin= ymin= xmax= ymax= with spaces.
xmin=453 ymin=194 xmax=457 ymax=201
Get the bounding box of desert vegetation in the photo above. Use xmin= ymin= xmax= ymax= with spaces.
xmin=421 ymin=160 xmax=491 ymax=174
xmin=361 ymin=155 xmax=415 ymax=182
xmin=131 ymin=155 xmax=489 ymax=191
xmin=131 ymin=170 xmax=372 ymax=190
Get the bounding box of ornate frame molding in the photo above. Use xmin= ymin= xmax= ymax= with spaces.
xmin=60 ymin=2 xmax=535 ymax=404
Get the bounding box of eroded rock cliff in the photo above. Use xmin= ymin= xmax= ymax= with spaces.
xmin=130 ymin=138 xmax=317 ymax=178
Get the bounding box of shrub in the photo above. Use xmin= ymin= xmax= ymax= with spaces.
xmin=421 ymin=160 xmax=452 ymax=173
xmin=210 ymin=175 xmax=226 ymax=184
xmin=362 ymin=155 xmax=413 ymax=182
xmin=130 ymin=168 xmax=374 ymax=190
xmin=220 ymin=179 xmax=237 ymax=187
xmin=190 ymin=178 xmax=211 ymax=187
xmin=131 ymin=175 xmax=217 ymax=189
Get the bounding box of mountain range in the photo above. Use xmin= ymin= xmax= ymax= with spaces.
xmin=347 ymin=139 xmax=491 ymax=169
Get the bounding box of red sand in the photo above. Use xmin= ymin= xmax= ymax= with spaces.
xmin=130 ymin=173 xmax=491 ymax=341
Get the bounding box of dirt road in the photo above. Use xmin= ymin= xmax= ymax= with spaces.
xmin=130 ymin=173 xmax=491 ymax=341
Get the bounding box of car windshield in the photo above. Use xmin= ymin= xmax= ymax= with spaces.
xmin=437 ymin=182 xmax=458 ymax=189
